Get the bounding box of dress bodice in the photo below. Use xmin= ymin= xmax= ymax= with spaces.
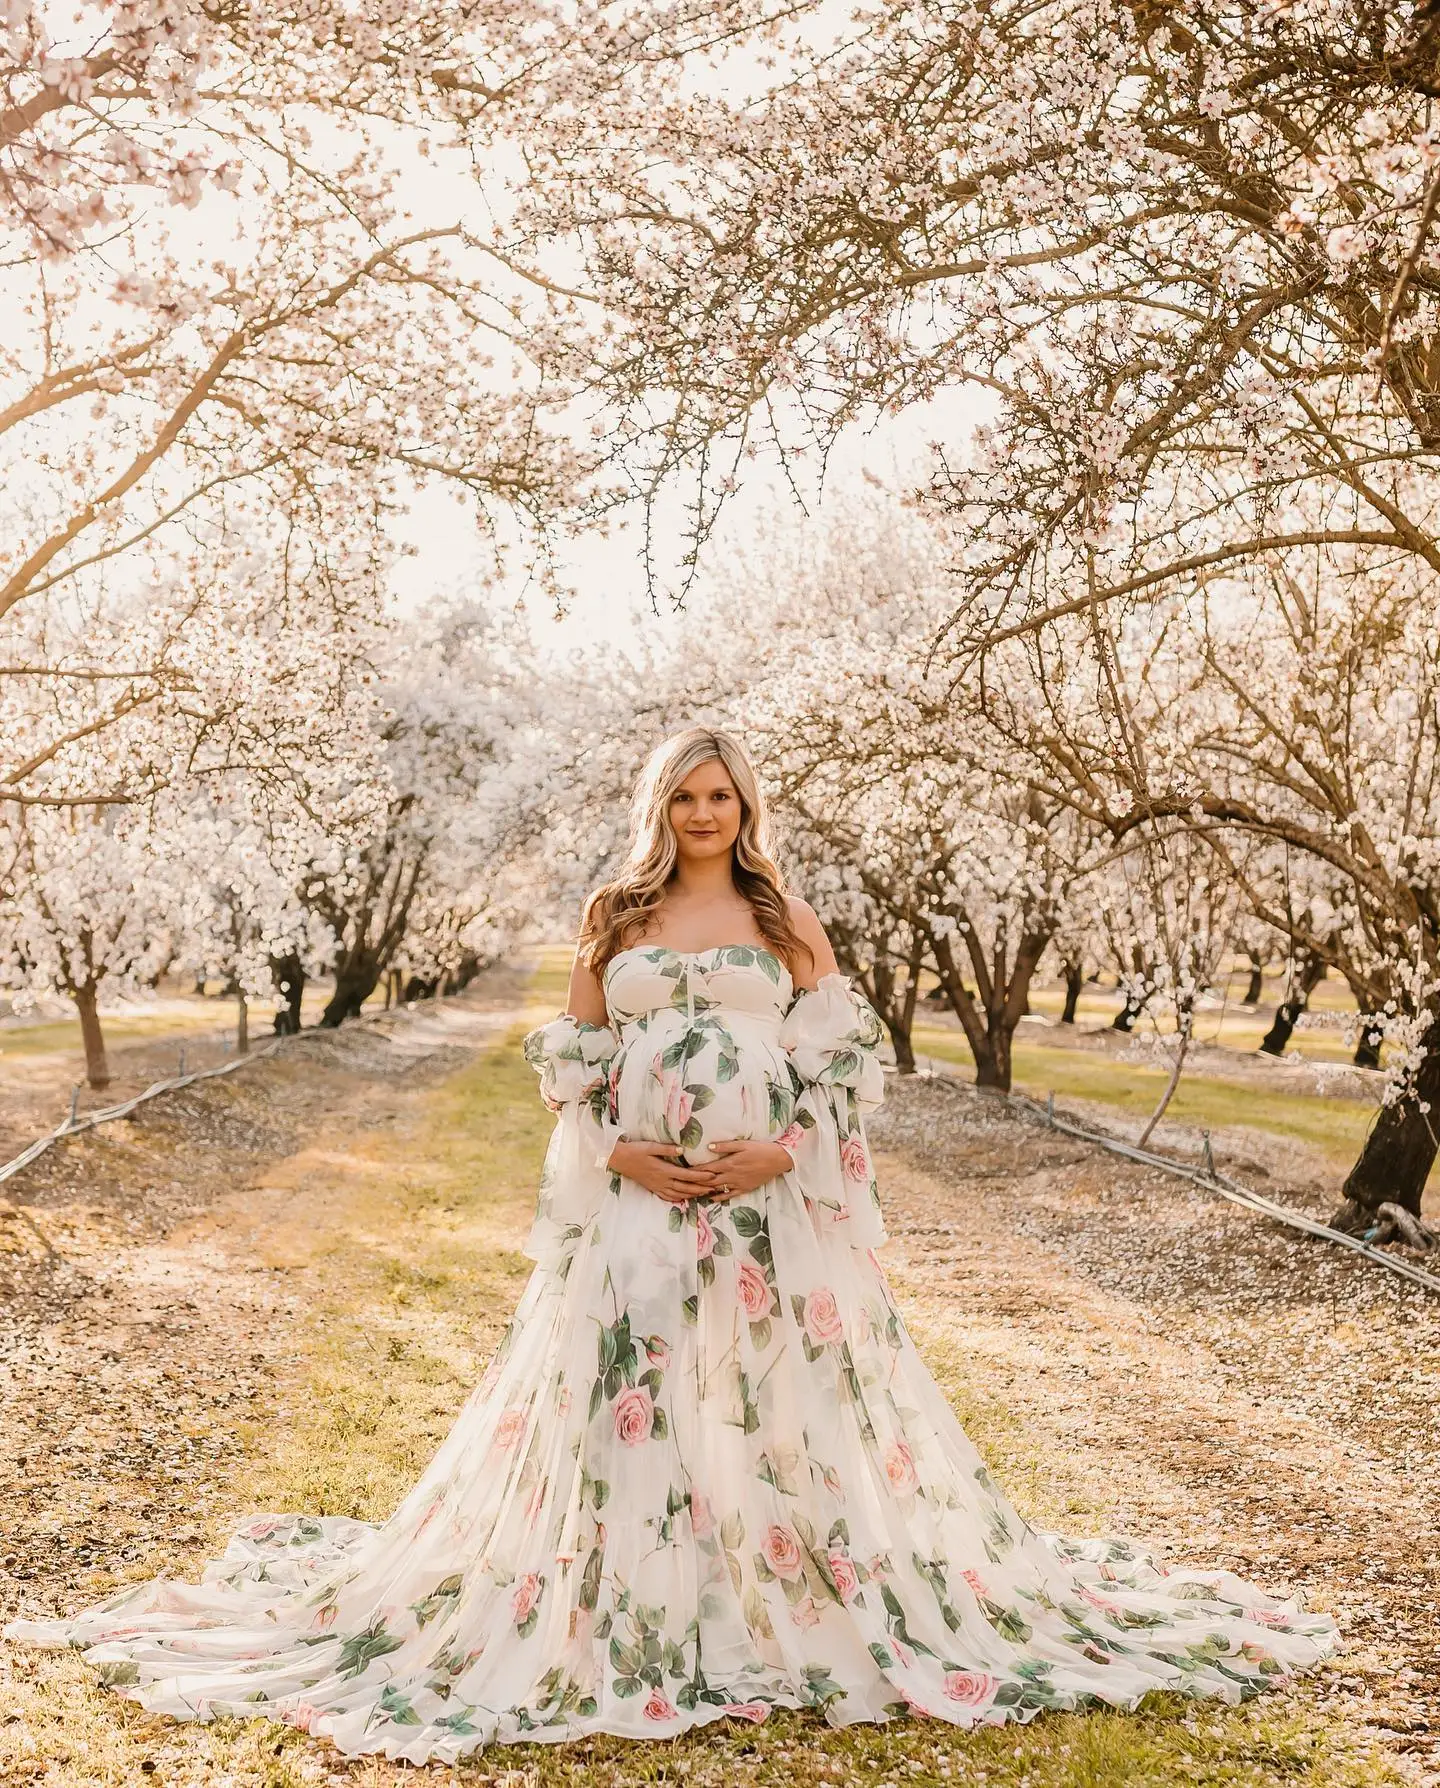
xmin=601 ymin=946 xmax=797 ymax=1165
xmin=603 ymin=944 xmax=793 ymax=1031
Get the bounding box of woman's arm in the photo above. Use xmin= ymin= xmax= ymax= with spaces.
xmin=565 ymin=944 xmax=610 ymax=1027
xmin=787 ymin=896 xmax=840 ymax=990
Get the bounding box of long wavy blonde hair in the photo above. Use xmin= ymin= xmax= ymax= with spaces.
xmin=580 ymin=726 xmax=810 ymax=976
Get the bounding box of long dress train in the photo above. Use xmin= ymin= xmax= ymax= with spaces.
xmin=5 ymin=945 xmax=1338 ymax=1762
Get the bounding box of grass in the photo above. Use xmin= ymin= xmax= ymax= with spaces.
xmin=912 ymin=1027 xmax=1380 ymax=1170
xmin=2 ymin=971 xmax=1398 ymax=1787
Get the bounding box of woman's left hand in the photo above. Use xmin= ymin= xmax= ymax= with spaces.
xmin=703 ymin=1139 xmax=794 ymax=1199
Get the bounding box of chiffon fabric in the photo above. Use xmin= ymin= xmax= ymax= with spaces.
xmin=5 ymin=944 xmax=1337 ymax=1762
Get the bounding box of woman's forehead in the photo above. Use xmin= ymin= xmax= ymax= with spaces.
xmin=676 ymin=758 xmax=734 ymax=792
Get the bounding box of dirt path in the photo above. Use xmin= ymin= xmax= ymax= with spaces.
xmin=871 ymin=1078 xmax=1440 ymax=1784
xmin=0 ymin=985 xmax=1431 ymax=1784
xmin=0 ymin=971 xmax=534 ymax=1620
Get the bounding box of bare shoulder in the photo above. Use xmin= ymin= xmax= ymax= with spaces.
xmin=786 ymin=896 xmax=838 ymax=984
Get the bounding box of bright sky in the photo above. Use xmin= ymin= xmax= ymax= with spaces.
xmin=388 ymin=388 xmax=987 ymax=658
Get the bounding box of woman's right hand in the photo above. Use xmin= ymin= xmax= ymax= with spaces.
xmin=607 ymin=1138 xmax=717 ymax=1204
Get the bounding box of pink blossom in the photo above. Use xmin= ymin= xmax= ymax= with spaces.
xmin=689 ymin=1491 xmax=714 ymax=1540
xmin=723 ymin=1701 xmax=769 ymax=1724
xmin=643 ymin=1689 xmax=678 ymax=1723
xmin=884 ymin=1439 xmax=918 ymax=1494
xmin=803 ymin=1286 xmax=844 ymax=1346
xmin=492 ymin=1408 xmax=527 ymax=1450
xmin=695 ymin=1207 xmax=715 ymax=1260
xmin=828 ymin=1552 xmax=859 ymax=1602
xmin=1251 ymin=1609 xmax=1293 ymax=1628
xmin=943 ymin=1670 xmax=998 ymax=1708
xmin=761 ymin=1522 xmax=804 ymax=1580
xmin=512 ymin=1572 xmax=542 ymax=1622
xmin=311 ymin=1602 xmax=338 ymax=1630
xmin=840 ymin=1134 xmax=869 ymax=1181
xmin=737 ymin=1258 xmax=771 ymax=1319
xmin=285 ymin=1702 xmax=325 ymax=1732
xmin=613 ymin=1386 xmax=654 ymax=1446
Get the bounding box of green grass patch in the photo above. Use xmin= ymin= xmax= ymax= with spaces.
xmin=913 ymin=1026 xmax=1378 ymax=1168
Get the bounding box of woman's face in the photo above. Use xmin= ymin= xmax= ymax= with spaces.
xmin=669 ymin=758 xmax=743 ymax=863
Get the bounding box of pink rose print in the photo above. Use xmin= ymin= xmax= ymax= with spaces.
xmin=311 ymin=1602 xmax=338 ymax=1631
xmin=512 ymin=1573 xmax=542 ymax=1623
xmin=643 ymin=1689 xmax=678 ymax=1723
xmin=899 ymin=1688 xmax=930 ymax=1716
xmin=285 ymin=1702 xmax=325 ymax=1733
xmin=943 ymin=1670 xmax=998 ymax=1708
xmin=242 ymin=1516 xmax=286 ymax=1541
xmin=775 ymin=1120 xmax=803 ymax=1156
xmin=737 ymin=1259 xmax=771 ymax=1319
xmin=761 ymin=1522 xmax=804 ymax=1581
xmin=524 ymin=1477 xmax=548 ymax=1524
xmin=492 ymin=1408 xmax=527 ymax=1451
xmin=868 ymin=1553 xmax=891 ymax=1582
xmin=821 ymin=1463 xmax=844 ymax=1499
xmin=1252 ymin=1609 xmax=1293 ymax=1627
xmin=723 ymin=1701 xmax=770 ymax=1724
xmin=840 ymin=1134 xmax=869 ymax=1181
xmin=961 ymin=1568 xmax=987 ymax=1597
xmin=1079 ymin=1584 xmax=1123 ymax=1616
xmin=689 ymin=1492 xmax=714 ymax=1540
xmin=884 ymin=1439 xmax=919 ymax=1494
xmin=790 ymin=1594 xmax=821 ymax=1630
xmin=803 ymin=1287 xmax=844 ymax=1346
xmin=613 ymin=1386 xmax=654 ymax=1446
xmin=828 ymin=1552 xmax=860 ymax=1603
xmin=662 ymin=1074 xmax=695 ymax=1142
xmin=644 ymin=1334 xmax=671 ymax=1369
xmin=695 ymin=1207 xmax=715 ymax=1260
xmin=892 ymin=1638 xmax=915 ymax=1669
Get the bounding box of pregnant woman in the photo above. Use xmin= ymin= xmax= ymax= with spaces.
xmin=6 ymin=726 xmax=1337 ymax=1762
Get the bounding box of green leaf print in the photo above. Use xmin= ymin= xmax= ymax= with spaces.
xmin=755 ymin=950 xmax=783 ymax=984
xmin=410 ymin=1571 xmax=464 ymax=1629
xmin=749 ymin=1316 xmax=773 ymax=1349
xmin=682 ymin=1294 xmax=699 ymax=1323
xmin=435 ymin=1707 xmax=481 ymax=1735
xmin=336 ymin=1619 xmax=404 ymax=1679
xmin=376 ymin=1684 xmax=422 ymax=1727
xmin=730 ymin=1204 xmax=763 ymax=1238
xmin=720 ymin=1512 xmax=745 ymax=1550
xmin=868 ymin=1640 xmax=894 ymax=1671
xmin=679 ymin=1116 xmax=704 ymax=1151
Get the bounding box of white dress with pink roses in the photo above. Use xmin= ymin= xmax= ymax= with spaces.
xmin=5 ymin=945 xmax=1337 ymax=1762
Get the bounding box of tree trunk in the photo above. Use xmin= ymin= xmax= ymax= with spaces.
xmin=73 ymin=980 xmax=110 ymax=1090
xmin=1332 ymin=1021 xmax=1440 ymax=1226
xmin=971 ymin=1029 xmax=1011 ymax=1091
xmin=1111 ymin=990 xmax=1147 ymax=1032
xmin=322 ymin=951 xmax=383 ymax=1027
xmin=1260 ymin=952 xmax=1327 ymax=1056
xmin=236 ymin=992 xmax=249 ymax=1055
xmin=1243 ymin=957 xmax=1264 ymax=1007
xmin=1060 ymin=961 xmax=1083 ymax=1025
xmin=1353 ymin=1022 xmax=1384 ymax=1070
xmin=269 ymin=952 xmax=305 ymax=1035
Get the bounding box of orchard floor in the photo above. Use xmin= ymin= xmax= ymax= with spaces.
xmin=1 ymin=957 xmax=1436 ymax=1788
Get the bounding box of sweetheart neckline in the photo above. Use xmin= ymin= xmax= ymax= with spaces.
xmin=604 ymin=942 xmax=793 ymax=985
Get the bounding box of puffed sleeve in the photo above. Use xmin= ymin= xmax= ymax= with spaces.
xmin=776 ymin=973 xmax=888 ymax=1248
xmin=521 ymin=1015 xmax=621 ymax=1268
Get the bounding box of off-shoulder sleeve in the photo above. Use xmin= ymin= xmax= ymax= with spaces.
xmin=778 ymin=973 xmax=886 ymax=1111
xmin=777 ymin=973 xmax=888 ymax=1248
xmin=520 ymin=1015 xmax=620 ymax=1267
xmin=522 ymin=1015 xmax=619 ymax=1117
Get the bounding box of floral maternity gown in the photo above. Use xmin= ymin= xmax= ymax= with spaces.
xmin=6 ymin=945 xmax=1338 ymax=1762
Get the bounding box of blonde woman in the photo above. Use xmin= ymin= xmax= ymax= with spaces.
xmin=10 ymin=727 xmax=1337 ymax=1760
